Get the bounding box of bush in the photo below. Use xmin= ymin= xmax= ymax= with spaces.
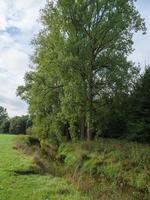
xmin=127 ymin=67 xmax=150 ymax=143
xmin=0 ymin=120 xmax=10 ymax=133
xmin=9 ymin=115 xmax=30 ymax=134
xmin=0 ymin=106 xmax=9 ymax=133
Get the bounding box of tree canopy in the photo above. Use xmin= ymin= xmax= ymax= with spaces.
xmin=0 ymin=106 xmax=9 ymax=133
xmin=17 ymin=0 xmax=146 ymax=143
xmin=127 ymin=66 xmax=150 ymax=142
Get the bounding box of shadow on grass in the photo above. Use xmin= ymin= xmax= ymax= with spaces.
xmin=13 ymin=169 xmax=39 ymax=175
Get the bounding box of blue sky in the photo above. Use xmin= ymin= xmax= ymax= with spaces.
xmin=129 ymin=0 xmax=150 ymax=67
xmin=0 ymin=0 xmax=150 ymax=117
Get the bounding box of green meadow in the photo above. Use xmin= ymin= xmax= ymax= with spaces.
xmin=0 ymin=134 xmax=88 ymax=200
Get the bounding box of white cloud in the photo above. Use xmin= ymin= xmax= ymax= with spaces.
xmin=8 ymin=0 xmax=44 ymax=32
xmin=0 ymin=0 xmax=46 ymax=117
xmin=0 ymin=1 xmax=9 ymax=30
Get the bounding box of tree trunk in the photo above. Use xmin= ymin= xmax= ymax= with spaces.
xmin=80 ymin=116 xmax=84 ymax=140
xmin=87 ymin=90 xmax=93 ymax=141
xmin=86 ymin=62 xmax=93 ymax=141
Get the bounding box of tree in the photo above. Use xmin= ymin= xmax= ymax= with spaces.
xmin=17 ymin=0 xmax=146 ymax=142
xmin=9 ymin=115 xmax=29 ymax=135
xmin=94 ymin=63 xmax=140 ymax=138
xmin=128 ymin=66 xmax=150 ymax=142
xmin=57 ymin=0 xmax=146 ymax=140
xmin=0 ymin=106 xmax=9 ymax=133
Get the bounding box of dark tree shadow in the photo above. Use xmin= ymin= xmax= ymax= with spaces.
xmin=13 ymin=168 xmax=40 ymax=176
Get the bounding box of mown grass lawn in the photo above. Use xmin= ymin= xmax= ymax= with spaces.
xmin=0 ymin=134 xmax=89 ymax=200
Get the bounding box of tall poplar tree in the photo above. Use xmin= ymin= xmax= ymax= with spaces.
xmin=18 ymin=0 xmax=146 ymax=141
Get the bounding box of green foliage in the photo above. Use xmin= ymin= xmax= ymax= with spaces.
xmin=0 ymin=106 xmax=9 ymax=133
xmin=13 ymin=133 xmax=150 ymax=199
xmin=0 ymin=106 xmax=8 ymax=121
xmin=128 ymin=66 xmax=150 ymax=142
xmin=64 ymin=153 xmax=77 ymax=166
xmin=17 ymin=0 xmax=146 ymax=143
xmin=0 ymin=119 xmax=10 ymax=133
xmin=102 ymin=164 xmax=121 ymax=178
xmin=9 ymin=115 xmax=30 ymax=135
xmin=56 ymin=139 xmax=150 ymax=199
xmin=0 ymin=106 xmax=32 ymax=135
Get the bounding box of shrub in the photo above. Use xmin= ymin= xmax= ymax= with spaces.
xmin=9 ymin=116 xmax=29 ymax=134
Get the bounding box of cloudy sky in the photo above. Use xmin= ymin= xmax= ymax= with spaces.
xmin=0 ymin=0 xmax=150 ymax=117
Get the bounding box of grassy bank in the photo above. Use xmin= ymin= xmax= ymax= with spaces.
xmin=0 ymin=134 xmax=89 ymax=200
xmin=58 ymin=139 xmax=150 ymax=200
xmin=15 ymin=136 xmax=150 ymax=200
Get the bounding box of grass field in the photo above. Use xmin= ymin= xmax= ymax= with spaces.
xmin=0 ymin=134 xmax=89 ymax=200
xmin=1 ymin=134 xmax=149 ymax=200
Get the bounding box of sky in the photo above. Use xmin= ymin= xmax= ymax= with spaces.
xmin=0 ymin=1 xmax=150 ymax=117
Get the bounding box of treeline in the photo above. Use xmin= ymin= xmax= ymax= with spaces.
xmin=0 ymin=107 xmax=31 ymax=134
xmin=17 ymin=0 xmax=149 ymax=143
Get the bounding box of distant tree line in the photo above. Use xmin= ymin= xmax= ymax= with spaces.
xmin=0 ymin=107 xmax=31 ymax=135
xmin=16 ymin=0 xmax=149 ymax=143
